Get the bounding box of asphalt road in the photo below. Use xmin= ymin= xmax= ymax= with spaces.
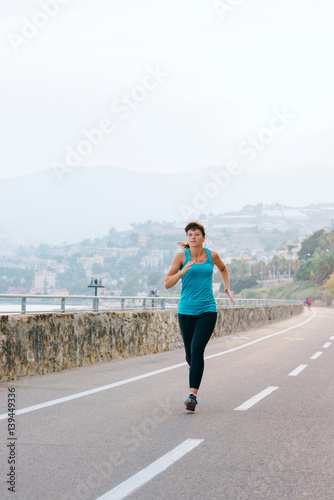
xmin=1 ymin=307 xmax=333 ymax=500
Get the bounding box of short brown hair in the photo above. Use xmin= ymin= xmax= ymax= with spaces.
xmin=178 ymin=221 xmax=206 ymax=249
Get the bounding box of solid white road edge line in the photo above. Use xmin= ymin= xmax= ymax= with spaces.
xmin=288 ymin=364 xmax=308 ymax=376
xmin=322 ymin=342 xmax=331 ymax=349
xmin=0 ymin=310 xmax=316 ymax=421
xmin=0 ymin=363 xmax=186 ymax=421
xmin=204 ymin=310 xmax=316 ymax=361
xmin=330 ymin=336 xmax=334 ymax=340
xmin=234 ymin=386 xmax=279 ymax=411
xmin=310 ymin=352 xmax=323 ymax=360
xmin=95 ymin=439 xmax=204 ymax=500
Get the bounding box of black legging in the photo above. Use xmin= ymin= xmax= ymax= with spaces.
xmin=178 ymin=312 xmax=217 ymax=389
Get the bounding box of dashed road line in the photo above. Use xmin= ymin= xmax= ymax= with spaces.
xmin=288 ymin=364 xmax=308 ymax=376
xmin=310 ymin=352 xmax=323 ymax=360
xmin=234 ymin=386 xmax=279 ymax=411
xmin=322 ymin=342 xmax=331 ymax=349
xmin=95 ymin=439 xmax=204 ymax=500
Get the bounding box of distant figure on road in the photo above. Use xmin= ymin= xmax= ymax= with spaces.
xmin=307 ymin=296 xmax=312 ymax=309
xmin=165 ymin=221 xmax=234 ymax=412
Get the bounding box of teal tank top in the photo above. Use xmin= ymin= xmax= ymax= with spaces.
xmin=178 ymin=247 xmax=217 ymax=315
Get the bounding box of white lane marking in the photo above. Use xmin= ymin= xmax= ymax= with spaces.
xmin=330 ymin=336 xmax=334 ymax=340
xmin=288 ymin=364 xmax=308 ymax=376
xmin=322 ymin=342 xmax=331 ymax=349
xmin=234 ymin=386 xmax=279 ymax=411
xmin=205 ymin=310 xmax=316 ymax=361
xmin=95 ymin=439 xmax=204 ymax=500
xmin=240 ymin=337 xmax=251 ymax=339
xmin=310 ymin=352 xmax=323 ymax=360
xmin=0 ymin=363 xmax=186 ymax=421
xmin=0 ymin=310 xmax=316 ymax=421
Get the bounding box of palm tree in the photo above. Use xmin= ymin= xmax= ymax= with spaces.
xmin=314 ymin=251 xmax=334 ymax=284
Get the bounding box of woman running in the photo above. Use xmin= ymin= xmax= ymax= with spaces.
xmin=165 ymin=221 xmax=234 ymax=411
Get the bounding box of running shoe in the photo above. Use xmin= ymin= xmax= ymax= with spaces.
xmin=184 ymin=394 xmax=197 ymax=412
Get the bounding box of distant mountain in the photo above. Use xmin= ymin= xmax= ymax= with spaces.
xmin=1 ymin=162 xmax=333 ymax=245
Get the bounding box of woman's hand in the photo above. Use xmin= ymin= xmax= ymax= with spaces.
xmin=165 ymin=253 xmax=193 ymax=289
xmin=225 ymin=288 xmax=234 ymax=303
xmin=181 ymin=260 xmax=195 ymax=275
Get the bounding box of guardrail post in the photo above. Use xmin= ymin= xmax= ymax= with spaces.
xmin=93 ymin=298 xmax=99 ymax=312
xmin=143 ymin=299 xmax=146 ymax=309
xmin=151 ymin=299 xmax=155 ymax=308
xmin=21 ymin=297 xmax=26 ymax=314
xmin=121 ymin=299 xmax=125 ymax=310
xmin=161 ymin=299 xmax=165 ymax=309
xmin=61 ymin=298 xmax=65 ymax=313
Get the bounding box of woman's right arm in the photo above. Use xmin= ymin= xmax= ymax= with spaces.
xmin=164 ymin=252 xmax=194 ymax=289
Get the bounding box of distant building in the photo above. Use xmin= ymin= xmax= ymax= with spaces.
xmin=77 ymin=256 xmax=104 ymax=269
xmin=32 ymin=259 xmax=58 ymax=271
xmin=140 ymin=250 xmax=169 ymax=268
xmin=83 ymin=247 xmax=139 ymax=258
xmin=53 ymin=289 xmax=70 ymax=295
xmin=278 ymin=243 xmax=301 ymax=261
xmin=138 ymin=237 xmax=147 ymax=247
xmin=33 ymin=270 xmax=56 ymax=293
xmin=83 ymin=247 xmax=118 ymax=258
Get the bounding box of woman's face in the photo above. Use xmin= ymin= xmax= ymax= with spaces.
xmin=186 ymin=228 xmax=205 ymax=247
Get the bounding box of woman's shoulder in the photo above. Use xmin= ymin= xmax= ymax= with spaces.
xmin=208 ymin=249 xmax=219 ymax=261
xmin=206 ymin=248 xmax=216 ymax=256
xmin=174 ymin=251 xmax=187 ymax=261
xmin=175 ymin=251 xmax=186 ymax=269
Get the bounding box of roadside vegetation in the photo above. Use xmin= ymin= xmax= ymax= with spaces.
xmin=235 ymin=229 xmax=334 ymax=303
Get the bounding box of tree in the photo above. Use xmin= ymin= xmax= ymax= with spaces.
xmin=36 ymin=243 xmax=50 ymax=259
xmin=324 ymin=272 xmax=334 ymax=294
xmin=295 ymin=259 xmax=317 ymax=281
xmin=80 ymin=239 xmax=91 ymax=247
xmin=0 ymin=278 xmax=8 ymax=293
xmin=121 ymin=270 xmax=143 ymax=295
xmin=314 ymin=250 xmax=334 ymax=284
xmin=298 ymin=229 xmax=326 ymax=259
xmin=229 ymin=275 xmax=258 ymax=294
xmin=92 ymin=263 xmax=104 ymax=274
xmin=147 ymin=271 xmax=165 ymax=291
xmin=229 ymin=260 xmax=248 ymax=279
xmin=129 ymin=233 xmax=139 ymax=246
xmin=68 ymin=279 xmax=91 ymax=295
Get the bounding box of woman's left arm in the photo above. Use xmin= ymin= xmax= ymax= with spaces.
xmin=212 ymin=251 xmax=234 ymax=303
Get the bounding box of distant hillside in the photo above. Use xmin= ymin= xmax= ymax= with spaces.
xmin=1 ymin=162 xmax=334 ymax=245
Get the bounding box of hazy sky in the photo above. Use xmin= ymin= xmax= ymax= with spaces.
xmin=1 ymin=0 xmax=333 ymax=179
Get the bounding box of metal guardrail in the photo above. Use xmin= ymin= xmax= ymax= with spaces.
xmin=0 ymin=294 xmax=302 ymax=315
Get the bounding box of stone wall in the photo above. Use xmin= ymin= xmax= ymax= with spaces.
xmin=0 ymin=305 xmax=303 ymax=382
